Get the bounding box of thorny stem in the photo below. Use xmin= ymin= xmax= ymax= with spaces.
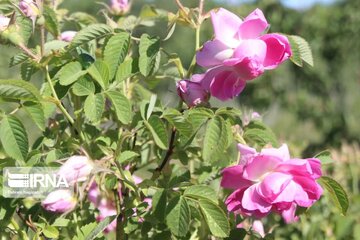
xmin=114 ymin=190 xmax=126 ymax=240
xmin=40 ymin=26 xmax=45 ymax=57
xmin=186 ymin=25 xmax=201 ymax=78
xmin=18 ymin=44 xmax=40 ymax=61
xmin=45 ymin=66 xmax=75 ymax=125
xmin=157 ymin=127 xmax=177 ymax=172
xmin=174 ymin=0 xmax=187 ymax=14
xmin=198 ymin=0 xmax=205 ymax=23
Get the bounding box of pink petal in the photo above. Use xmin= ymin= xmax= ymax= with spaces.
xmin=306 ymin=158 xmax=322 ymax=179
xmin=258 ymin=172 xmax=293 ymax=201
xmin=211 ymin=8 xmax=242 ymax=48
xmin=196 ymin=40 xmax=234 ymax=67
xmin=221 ymin=165 xmax=253 ymax=189
xmin=252 ymin=220 xmax=265 ymax=238
xmin=273 ymin=180 xmax=310 ymax=207
xmin=238 ymin=8 xmax=269 ymax=39
xmin=281 ymin=203 xmax=299 ymax=224
xmin=243 ymin=155 xmax=282 ymax=181
xmin=260 ymin=34 xmax=292 ymax=69
xmin=241 ymin=184 xmax=272 ymax=213
xmin=261 ymin=144 xmax=290 ymax=161
xmin=232 ymin=39 xmax=267 ymax=63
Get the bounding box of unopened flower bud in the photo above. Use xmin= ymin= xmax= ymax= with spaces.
xmin=177 ymin=75 xmax=210 ymax=107
xmin=42 ymin=189 xmax=77 ymax=213
xmin=110 ymin=0 xmax=131 ymax=15
xmin=60 ymin=31 xmax=77 ymax=42
xmin=0 ymin=15 xmax=10 ymax=32
xmin=19 ymin=0 xmax=40 ymax=19
xmin=57 ymin=155 xmax=93 ymax=185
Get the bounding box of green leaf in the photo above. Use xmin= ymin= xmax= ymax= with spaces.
xmin=199 ymin=199 xmax=230 ymax=238
xmin=244 ymin=120 xmax=278 ymax=147
xmin=288 ymin=35 xmax=314 ymax=67
xmin=87 ymin=60 xmax=110 ymax=89
xmin=115 ymin=58 xmax=135 ymax=82
xmin=43 ymin=6 xmax=60 ymax=37
xmin=314 ymin=150 xmax=334 ymax=165
xmin=184 ymin=185 xmax=217 ymax=204
xmin=139 ymin=34 xmax=161 ymax=76
xmin=202 ymin=116 xmax=228 ymax=162
xmin=117 ymin=150 xmax=139 ymax=164
xmin=145 ymin=115 xmax=168 ymax=150
xmin=166 ymin=196 xmax=190 ymax=237
xmin=105 ymin=91 xmax=132 ymax=124
xmin=69 ymin=24 xmax=113 ymax=49
xmin=152 ymin=189 xmax=167 ymax=222
xmin=17 ymin=16 xmax=32 ymax=44
xmin=84 ymin=215 xmax=117 ymax=240
xmin=0 ymin=79 xmax=41 ymax=102
xmin=72 ymin=76 xmax=95 ymax=96
xmin=103 ymin=32 xmax=130 ymax=79
xmin=0 ymin=115 xmax=28 ymax=162
xmin=10 ymin=53 xmax=29 ymax=67
xmin=55 ymin=61 xmax=86 ymax=86
xmin=23 ymin=102 xmax=45 ymax=131
xmin=84 ymin=93 xmax=105 ymax=123
xmin=0 ymin=197 xmax=16 ymax=228
xmin=20 ymin=61 xmax=38 ymax=81
xmin=162 ymin=109 xmax=193 ymax=138
xmin=43 ymin=226 xmax=59 ymax=239
xmin=319 ymin=176 xmax=349 ymax=215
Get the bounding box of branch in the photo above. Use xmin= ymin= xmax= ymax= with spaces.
xmin=156 ymin=127 xmax=177 ymax=172
xmin=174 ymin=0 xmax=187 ymax=14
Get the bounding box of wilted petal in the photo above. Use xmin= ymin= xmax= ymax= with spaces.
xmin=238 ymin=8 xmax=269 ymax=39
xmin=211 ymin=8 xmax=242 ymax=48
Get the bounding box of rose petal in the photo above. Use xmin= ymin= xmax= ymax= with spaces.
xmin=238 ymin=8 xmax=269 ymax=39
xmin=196 ymin=39 xmax=234 ymax=67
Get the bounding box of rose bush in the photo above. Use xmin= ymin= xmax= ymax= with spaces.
xmin=0 ymin=0 xmax=348 ymax=239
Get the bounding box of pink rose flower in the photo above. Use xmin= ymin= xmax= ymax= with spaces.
xmin=57 ymin=156 xmax=93 ymax=185
xmin=177 ymin=74 xmax=210 ymax=107
xmin=221 ymin=144 xmax=322 ymax=223
xmin=110 ymin=0 xmax=131 ymax=15
xmin=19 ymin=0 xmax=39 ymax=19
xmin=42 ymin=189 xmax=77 ymax=213
xmin=0 ymin=15 xmax=10 ymax=32
xmin=60 ymin=31 xmax=77 ymax=42
xmin=196 ymin=8 xmax=292 ymax=100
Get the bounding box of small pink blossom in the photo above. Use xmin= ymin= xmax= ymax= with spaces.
xmin=110 ymin=0 xmax=131 ymax=15
xmin=19 ymin=0 xmax=39 ymax=19
xmin=196 ymin=8 xmax=291 ymax=100
xmin=177 ymin=75 xmax=210 ymax=107
xmin=42 ymin=189 xmax=77 ymax=213
xmin=0 ymin=15 xmax=10 ymax=32
xmin=57 ymin=156 xmax=93 ymax=185
xmin=221 ymin=144 xmax=322 ymax=223
xmin=60 ymin=31 xmax=77 ymax=42
xmin=97 ymin=198 xmax=118 ymax=233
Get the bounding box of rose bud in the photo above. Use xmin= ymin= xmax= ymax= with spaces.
xmin=57 ymin=155 xmax=93 ymax=185
xmin=110 ymin=0 xmax=131 ymax=15
xmin=60 ymin=31 xmax=77 ymax=42
xmin=41 ymin=189 xmax=77 ymax=213
xmin=0 ymin=15 xmax=10 ymax=32
xmin=177 ymin=75 xmax=210 ymax=107
xmin=19 ymin=0 xmax=40 ymax=19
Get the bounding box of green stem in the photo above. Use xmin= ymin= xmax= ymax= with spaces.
xmin=45 ymin=66 xmax=75 ymax=125
xmin=186 ymin=26 xmax=201 ymax=78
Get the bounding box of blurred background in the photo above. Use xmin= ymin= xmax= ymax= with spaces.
xmin=1 ymin=0 xmax=360 ymax=238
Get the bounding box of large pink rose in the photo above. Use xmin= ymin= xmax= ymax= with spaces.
xmin=196 ymin=8 xmax=292 ymax=100
xmin=221 ymin=144 xmax=323 ymax=223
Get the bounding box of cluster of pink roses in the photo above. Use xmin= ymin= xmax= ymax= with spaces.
xmin=221 ymin=144 xmax=323 ymax=223
xmin=177 ymin=8 xmax=292 ymax=106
